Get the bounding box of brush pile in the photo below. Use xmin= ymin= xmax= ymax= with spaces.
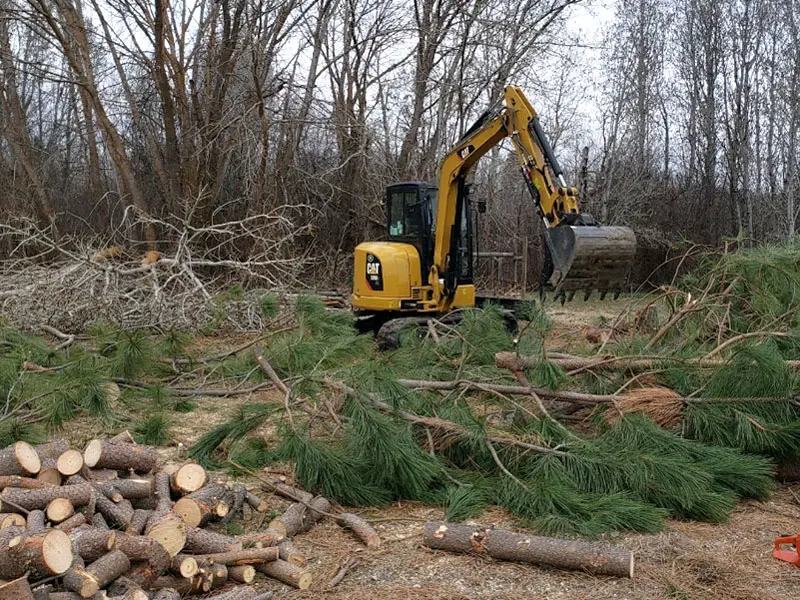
xmin=0 ymin=432 xmax=345 ymax=599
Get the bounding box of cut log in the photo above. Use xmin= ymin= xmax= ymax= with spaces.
xmin=0 ymin=528 xmax=73 ymax=579
xmin=69 ymin=526 xmax=117 ymax=563
xmin=91 ymin=512 xmax=109 ymax=530
xmin=1 ymin=482 xmax=93 ymax=512
xmin=269 ymin=504 xmax=303 ymax=538
xmin=116 ymin=534 xmax=171 ymax=572
xmin=169 ymin=464 xmax=206 ymax=496
xmin=87 ymin=469 xmax=119 ymax=482
xmin=152 ymin=472 xmax=171 ymax=513
xmin=269 ymin=481 xmax=313 ymax=502
xmin=46 ymin=498 xmax=75 ymax=524
xmin=191 ymin=546 xmax=279 ymax=566
xmin=172 ymin=484 xmax=230 ymax=527
xmin=0 ymin=442 xmax=40 ymax=476
xmin=245 ymin=491 xmax=268 ymax=513
xmin=125 ymin=560 xmax=161 ymax=590
xmin=423 ymin=521 xmax=634 ymax=578
xmin=57 ymin=451 xmax=84 ymax=477
xmin=0 ymin=476 xmax=53 ymax=491
xmin=106 ymin=576 xmax=149 ymax=600
xmin=184 ymin=527 xmax=242 ymax=554
xmin=129 ymin=509 xmax=152 ymax=535
xmin=0 ymin=576 xmax=35 ymax=600
xmin=145 ymin=512 xmax=186 ymax=557
xmin=0 ymin=512 xmax=26 ymax=529
xmin=35 ymin=439 xmax=69 ymax=460
xmin=108 ymin=431 xmax=136 ymax=445
xmin=237 ymin=528 xmax=283 ymax=547
xmin=150 ymin=575 xmax=199 ymax=595
xmin=204 ymin=563 xmax=228 ymax=589
xmin=171 ymin=554 xmax=199 ymax=578
xmin=278 ymin=540 xmax=307 ymax=566
xmin=229 ymin=564 xmax=256 ymax=584
xmin=94 ymin=493 xmax=133 ymax=529
xmin=337 ymin=513 xmax=381 ymax=548
xmin=83 ymin=440 xmax=158 ymax=474
xmin=111 ymin=477 xmax=153 ymax=500
xmin=54 ymin=513 xmax=87 ymax=532
xmin=219 ymin=484 xmax=247 ymax=524
xmin=257 ymin=559 xmax=312 ymax=589
xmin=36 ymin=458 xmax=62 ymax=487
xmin=62 ymin=550 xmax=131 ymax=597
xmin=26 ymin=509 xmax=45 ymax=531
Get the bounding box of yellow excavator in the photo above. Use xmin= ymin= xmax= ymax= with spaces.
xmin=352 ymin=85 xmax=636 ymax=345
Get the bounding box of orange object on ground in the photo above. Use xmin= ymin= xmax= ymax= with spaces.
xmin=774 ymin=534 xmax=800 ymax=567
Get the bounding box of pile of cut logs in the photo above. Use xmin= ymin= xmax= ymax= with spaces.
xmin=0 ymin=434 xmax=379 ymax=599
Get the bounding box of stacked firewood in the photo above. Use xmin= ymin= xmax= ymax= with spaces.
xmin=0 ymin=433 xmax=376 ymax=599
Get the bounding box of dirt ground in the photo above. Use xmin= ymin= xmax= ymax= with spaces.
xmin=63 ymin=297 xmax=800 ymax=599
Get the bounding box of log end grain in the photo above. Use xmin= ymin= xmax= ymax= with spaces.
xmin=146 ymin=513 xmax=187 ymax=557
xmin=46 ymin=498 xmax=75 ymax=523
xmin=172 ymin=497 xmax=203 ymax=528
xmin=0 ymin=513 xmax=26 ymax=529
xmin=56 ymin=450 xmax=84 ymax=477
xmin=13 ymin=442 xmax=41 ymax=476
xmin=171 ymin=464 xmax=206 ymax=496
xmin=36 ymin=469 xmax=62 ymax=487
xmin=41 ymin=529 xmax=74 ymax=575
xmin=83 ymin=440 xmax=103 ymax=469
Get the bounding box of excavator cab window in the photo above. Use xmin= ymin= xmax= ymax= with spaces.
xmin=386 ymin=183 xmax=436 ymax=280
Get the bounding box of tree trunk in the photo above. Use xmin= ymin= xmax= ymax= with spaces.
xmin=423 ymin=521 xmax=634 ymax=578
xmin=57 ymin=451 xmax=84 ymax=477
xmin=0 ymin=476 xmax=52 ymax=491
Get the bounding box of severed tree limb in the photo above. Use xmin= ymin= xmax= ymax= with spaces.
xmin=254 ymin=347 xmax=294 ymax=430
xmin=327 ymin=556 xmax=359 ymax=588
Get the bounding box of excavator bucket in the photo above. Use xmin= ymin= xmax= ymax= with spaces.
xmin=541 ymin=225 xmax=637 ymax=301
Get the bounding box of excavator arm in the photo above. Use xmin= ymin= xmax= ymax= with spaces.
xmin=431 ymin=86 xmax=636 ymax=303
